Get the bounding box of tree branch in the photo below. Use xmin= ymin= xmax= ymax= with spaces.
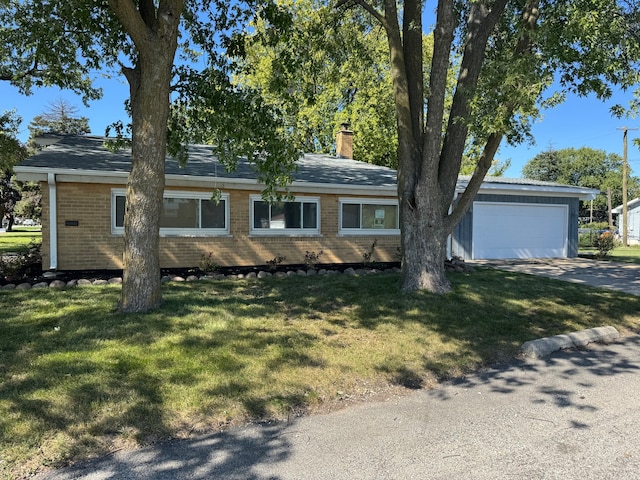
xmin=444 ymin=132 xmax=501 ymax=233
xmin=403 ymin=0 xmax=424 ymax=147
xmin=437 ymin=0 xmax=509 ymax=207
xmin=335 ymin=0 xmax=387 ymax=28
xmin=107 ymin=0 xmax=153 ymax=53
xmin=445 ymin=0 xmax=541 ymax=233
xmin=423 ymin=0 xmax=455 ymax=174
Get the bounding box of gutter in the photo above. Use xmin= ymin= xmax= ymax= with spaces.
xmin=47 ymin=172 xmax=58 ymax=271
xmin=14 ymin=166 xmax=399 ymax=197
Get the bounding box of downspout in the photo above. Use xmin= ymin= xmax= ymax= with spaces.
xmin=48 ymin=172 xmax=58 ymax=270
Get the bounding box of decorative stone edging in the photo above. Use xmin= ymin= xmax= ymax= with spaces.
xmin=1 ymin=258 xmax=472 ymax=291
xmin=1 ymin=266 xmax=403 ymax=291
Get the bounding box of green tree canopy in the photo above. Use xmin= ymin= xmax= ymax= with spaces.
xmin=238 ymin=0 xmax=513 ymax=174
xmin=236 ymin=0 xmax=398 ymax=167
xmin=340 ymin=0 xmax=640 ymax=294
xmin=1 ymin=0 xmax=299 ymax=312
xmin=522 ymin=146 xmax=640 ymax=210
xmin=0 ymin=109 xmax=26 ymax=171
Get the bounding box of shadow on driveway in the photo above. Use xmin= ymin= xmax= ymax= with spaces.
xmin=471 ymin=258 xmax=640 ymax=296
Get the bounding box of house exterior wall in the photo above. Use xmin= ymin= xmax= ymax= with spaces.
xmin=451 ymin=194 xmax=580 ymax=260
xmin=622 ymin=206 xmax=640 ymax=244
xmin=47 ymin=182 xmax=400 ymax=271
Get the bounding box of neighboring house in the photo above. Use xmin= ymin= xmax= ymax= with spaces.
xmin=14 ymin=134 xmax=598 ymax=272
xmin=612 ymin=198 xmax=640 ymax=244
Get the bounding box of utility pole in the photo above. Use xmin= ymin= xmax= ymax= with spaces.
xmin=617 ymin=126 xmax=638 ymax=247
xmin=608 ymin=188 xmax=613 ymax=229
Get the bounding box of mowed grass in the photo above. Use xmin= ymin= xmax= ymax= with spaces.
xmin=0 ymin=227 xmax=42 ymax=255
xmin=608 ymin=245 xmax=640 ymax=264
xmin=2 ymin=269 xmax=640 ymax=477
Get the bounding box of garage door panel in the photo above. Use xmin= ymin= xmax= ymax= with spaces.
xmin=472 ymin=202 xmax=568 ymax=260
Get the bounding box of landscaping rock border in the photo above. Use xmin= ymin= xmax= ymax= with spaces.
xmin=2 ymin=266 xmax=406 ymax=290
xmin=1 ymin=258 xmax=475 ymax=291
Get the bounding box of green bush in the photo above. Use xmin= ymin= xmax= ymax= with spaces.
xmin=593 ymin=231 xmax=617 ymax=258
xmin=0 ymin=240 xmax=42 ymax=280
xmin=581 ymin=221 xmax=610 ymax=231
xmin=578 ymin=233 xmax=595 ymax=248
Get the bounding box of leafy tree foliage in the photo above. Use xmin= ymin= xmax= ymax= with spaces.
xmin=0 ymin=171 xmax=20 ymax=230
xmin=0 ymin=110 xmax=26 ymax=171
xmin=338 ymin=0 xmax=640 ymax=293
xmin=1 ymin=0 xmax=298 ymax=312
xmin=237 ymin=0 xmax=399 ymax=167
xmin=239 ymin=0 xmax=513 ymax=174
xmin=0 ymin=109 xmax=27 ymax=231
xmin=522 ymin=147 xmax=640 ymax=210
xmin=13 ymin=179 xmax=41 ymax=220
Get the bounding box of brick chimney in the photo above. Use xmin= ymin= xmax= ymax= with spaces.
xmin=336 ymin=123 xmax=353 ymax=159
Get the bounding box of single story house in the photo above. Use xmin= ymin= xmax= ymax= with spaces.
xmin=14 ymin=133 xmax=598 ymax=272
xmin=612 ymin=198 xmax=640 ymax=244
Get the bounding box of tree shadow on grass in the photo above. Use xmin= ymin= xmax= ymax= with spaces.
xmin=2 ymin=270 xmax=640 ymax=477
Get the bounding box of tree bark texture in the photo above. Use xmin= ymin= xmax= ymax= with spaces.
xmin=109 ymin=0 xmax=183 ymax=312
xmin=375 ymin=0 xmax=509 ymax=293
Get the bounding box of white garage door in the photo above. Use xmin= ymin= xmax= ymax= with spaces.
xmin=472 ymin=202 xmax=568 ymax=259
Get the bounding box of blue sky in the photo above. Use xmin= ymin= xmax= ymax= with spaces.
xmin=3 ymin=74 xmax=639 ymax=178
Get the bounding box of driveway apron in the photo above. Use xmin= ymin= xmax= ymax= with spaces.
xmin=471 ymin=258 xmax=640 ymax=296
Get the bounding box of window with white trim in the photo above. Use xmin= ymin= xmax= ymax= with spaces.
xmin=250 ymin=195 xmax=320 ymax=235
xmin=111 ymin=189 xmax=229 ymax=235
xmin=339 ymin=198 xmax=400 ymax=235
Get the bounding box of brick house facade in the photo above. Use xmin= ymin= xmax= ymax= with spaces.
xmin=15 ymin=135 xmax=599 ymax=270
xmin=16 ymin=135 xmax=401 ymax=271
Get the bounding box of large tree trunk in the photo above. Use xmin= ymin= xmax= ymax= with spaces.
xmin=118 ymin=62 xmax=169 ymax=312
xmin=110 ymin=0 xmax=182 ymax=313
xmin=400 ymin=179 xmax=450 ymax=293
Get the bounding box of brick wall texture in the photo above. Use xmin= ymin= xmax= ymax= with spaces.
xmin=42 ymin=182 xmax=401 ymax=271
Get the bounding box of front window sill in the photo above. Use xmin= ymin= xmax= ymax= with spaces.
xmin=248 ymin=233 xmax=323 ymax=238
xmin=338 ymin=230 xmax=400 ymax=237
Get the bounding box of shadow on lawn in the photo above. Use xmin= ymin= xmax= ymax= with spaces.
xmin=2 ymin=269 xmax=640 ymax=477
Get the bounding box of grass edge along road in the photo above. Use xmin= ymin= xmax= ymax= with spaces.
xmin=2 ymin=268 xmax=640 ymax=478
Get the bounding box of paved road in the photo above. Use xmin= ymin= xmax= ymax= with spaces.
xmin=472 ymin=258 xmax=640 ymax=296
xmin=37 ymin=335 xmax=640 ymax=480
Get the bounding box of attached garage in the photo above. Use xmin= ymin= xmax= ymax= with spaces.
xmin=472 ymin=202 xmax=568 ymax=260
xmin=451 ymin=178 xmax=599 ymax=261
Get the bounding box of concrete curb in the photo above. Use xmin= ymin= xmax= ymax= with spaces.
xmin=520 ymin=326 xmax=620 ymax=359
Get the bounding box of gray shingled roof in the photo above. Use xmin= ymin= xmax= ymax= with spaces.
xmin=17 ymin=135 xmax=599 ymax=198
xmin=19 ymin=135 xmax=398 ymax=188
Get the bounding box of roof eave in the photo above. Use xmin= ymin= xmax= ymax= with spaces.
xmin=457 ymin=181 xmax=600 ymax=201
xmin=13 ymin=167 xmax=398 ymax=197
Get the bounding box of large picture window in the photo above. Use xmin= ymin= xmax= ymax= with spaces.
xmin=250 ymin=195 xmax=320 ymax=235
xmin=112 ymin=189 xmax=229 ymax=235
xmin=339 ymin=198 xmax=400 ymax=235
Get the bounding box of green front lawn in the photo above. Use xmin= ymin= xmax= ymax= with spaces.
xmin=608 ymin=245 xmax=640 ymax=264
xmin=1 ymin=270 xmax=639 ymax=478
xmin=0 ymin=227 xmax=42 ymax=255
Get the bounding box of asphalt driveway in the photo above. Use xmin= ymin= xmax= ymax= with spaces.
xmin=472 ymin=258 xmax=640 ymax=296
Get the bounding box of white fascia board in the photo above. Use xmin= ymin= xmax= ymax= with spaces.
xmin=13 ymin=167 xmax=398 ymax=197
xmin=13 ymin=166 xmax=49 ymax=182
xmin=612 ymin=197 xmax=640 ymax=213
xmin=459 ymin=182 xmax=600 ymax=201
